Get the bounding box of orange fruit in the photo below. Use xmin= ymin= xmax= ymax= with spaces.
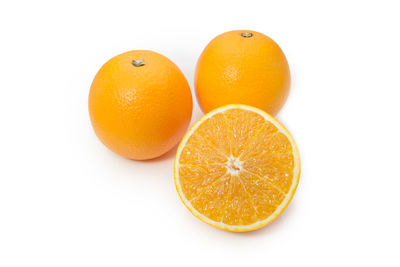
xmin=195 ymin=30 xmax=291 ymax=116
xmin=174 ymin=104 xmax=300 ymax=232
xmin=89 ymin=50 xmax=193 ymax=160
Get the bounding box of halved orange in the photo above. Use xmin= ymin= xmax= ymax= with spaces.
xmin=174 ymin=104 xmax=300 ymax=232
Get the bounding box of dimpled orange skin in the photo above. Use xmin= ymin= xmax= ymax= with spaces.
xmin=195 ymin=30 xmax=291 ymax=116
xmin=89 ymin=50 xmax=193 ymax=160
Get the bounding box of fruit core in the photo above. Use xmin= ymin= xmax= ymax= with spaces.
xmin=226 ymin=156 xmax=243 ymax=175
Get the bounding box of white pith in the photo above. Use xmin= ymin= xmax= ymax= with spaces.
xmin=174 ymin=104 xmax=301 ymax=232
xmin=226 ymin=155 xmax=243 ymax=176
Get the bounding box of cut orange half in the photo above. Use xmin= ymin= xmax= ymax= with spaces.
xmin=174 ymin=104 xmax=300 ymax=232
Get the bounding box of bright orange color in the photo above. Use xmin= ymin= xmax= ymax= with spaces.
xmin=195 ymin=30 xmax=291 ymax=116
xmin=89 ymin=50 xmax=193 ymax=160
xmin=174 ymin=104 xmax=300 ymax=232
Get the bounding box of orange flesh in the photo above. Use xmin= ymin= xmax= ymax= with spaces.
xmin=176 ymin=107 xmax=298 ymax=228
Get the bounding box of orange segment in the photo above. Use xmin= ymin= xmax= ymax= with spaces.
xmin=174 ymin=104 xmax=300 ymax=232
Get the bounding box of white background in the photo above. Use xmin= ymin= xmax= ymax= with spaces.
xmin=1 ymin=0 xmax=399 ymax=266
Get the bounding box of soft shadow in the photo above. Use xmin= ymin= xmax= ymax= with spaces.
xmin=181 ymin=201 xmax=299 ymax=240
xmin=218 ymin=201 xmax=298 ymax=237
xmin=190 ymin=103 xmax=204 ymax=124
xmin=115 ymin=143 xmax=179 ymax=164
xmin=144 ymin=143 xmax=179 ymax=163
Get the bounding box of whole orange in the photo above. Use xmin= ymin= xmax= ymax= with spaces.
xmin=195 ymin=30 xmax=291 ymax=116
xmin=89 ymin=50 xmax=193 ymax=160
